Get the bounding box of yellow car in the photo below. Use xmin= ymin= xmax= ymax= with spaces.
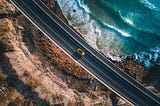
xmin=77 ymin=48 xmax=85 ymax=56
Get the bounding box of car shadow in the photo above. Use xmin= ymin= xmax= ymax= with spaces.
xmin=72 ymin=52 xmax=82 ymax=60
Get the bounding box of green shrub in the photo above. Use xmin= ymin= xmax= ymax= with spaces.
xmin=0 ymin=92 xmax=7 ymax=102
xmin=0 ymin=28 xmax=13 ymax=52
xmin=29 ymin=80 xmax=39 ymax=89
xmin=23 ymin=71 xmax=30 ymax=77
xmin=74 ymin=82 xmax=86 ymax=92
xmin=0 ymin=73 xmax=6 ymax=85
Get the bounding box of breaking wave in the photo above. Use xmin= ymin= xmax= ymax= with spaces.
xmin=57 ymin=0 xmax=160 ymax=67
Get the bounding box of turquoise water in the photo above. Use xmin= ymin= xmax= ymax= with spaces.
xmin=57 ymin=0 xmax=160 ymax=67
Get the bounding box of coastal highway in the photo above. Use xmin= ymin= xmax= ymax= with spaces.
xmin=10 ymin=0 xmax=160 ymax=105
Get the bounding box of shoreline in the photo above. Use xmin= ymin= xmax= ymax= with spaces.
xmin=48 ymin=0 xmax=145 ymax=81
xmin=0 ymin=0 xmax=158 ymax=105
xmin=57 ymin=0 xmax=160 ymax=67
xmin=42 ymin=0 xmax=160 ymax=96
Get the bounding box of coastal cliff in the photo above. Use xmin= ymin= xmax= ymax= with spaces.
xmin=0 ymin=0 xmax=114 ymax=105
xmin=0 ymin=0 xmax=159 ymax=106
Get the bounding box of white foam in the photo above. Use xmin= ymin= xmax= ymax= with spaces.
xmin=57 ymin=0 xmax=160 ymax=67
xmin=136 ymin=46 xmax=160 ymax=67
xmin=125 ymin=18 xmax=134 ymax=26
xmin=57 ymin=0 xmax=101 ymax=50
xmin=105 ymin=24 xmax=131 ymax=37
xmin=57 ymin=0 xmax=135 ymax=59
xmin=153 ymin=53 xmax=159 ymax=61
xmin=139 ymin=0 xmax=160 ymax=11
xmin=77 ymin=0 xmax=90 ymax=13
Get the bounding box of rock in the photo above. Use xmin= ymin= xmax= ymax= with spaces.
xmin=117 ymin=98 xmax=129 ymax=106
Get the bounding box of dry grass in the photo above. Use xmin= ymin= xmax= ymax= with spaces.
xmin=28 ymin=79 xmax=40 ymax=89
xmin=40 ymin=36 xmax=91 ymax=79
xmin=0 ymin=27 xmax=13 ymax=52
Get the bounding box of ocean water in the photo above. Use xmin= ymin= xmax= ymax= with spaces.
xmin=57 ymin=0 xmax=160 ymax=67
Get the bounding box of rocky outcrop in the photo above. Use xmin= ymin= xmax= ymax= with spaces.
xmin=0 ymin=0 xmax=120 ymax=105
xmin=2 ymin=0 xmax=158 ymax=105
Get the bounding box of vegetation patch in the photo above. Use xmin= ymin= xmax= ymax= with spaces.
xmin=0 ymin=27 xmax=13 ymax=53
xmin=0 ymin=72 xmax=12 ymax=103
xmin=73 ymin=81 xmax=86 ymax=92
xmin=0 ymin=73 xmax=7 ymax=85
xmin=40 ymin=36 xmax=90 ymax=79
xmin=23 ymin=70 xmax=30 ymax=77
xmin=28 ymin=79 xmax=40 ymax=89
xmin=0 ymin=91 xmax=7 ymax=102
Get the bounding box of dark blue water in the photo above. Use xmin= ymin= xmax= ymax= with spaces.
xmin=57 ymin=0 xmax=160 ymax=67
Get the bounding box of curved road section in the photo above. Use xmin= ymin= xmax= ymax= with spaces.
xmin=10 ymin=0 xmax=160 ymax=105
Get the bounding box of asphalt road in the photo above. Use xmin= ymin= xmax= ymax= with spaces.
xmin=10 ymin=0 xmax=160 ymax=105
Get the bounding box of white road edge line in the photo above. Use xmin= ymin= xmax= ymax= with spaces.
xmin=10 ymin=0 xmax=135 ymax=105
